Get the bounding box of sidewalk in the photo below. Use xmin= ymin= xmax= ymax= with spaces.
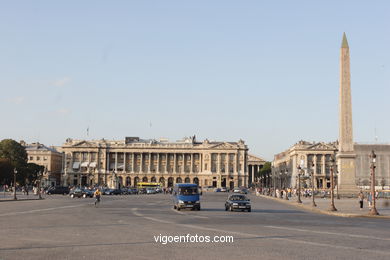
xmin=258 ymin=193 xmax=390 ymax=219
xmin=0 ymin=192 xmax=43 ymax=202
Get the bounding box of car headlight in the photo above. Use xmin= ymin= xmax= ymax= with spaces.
xmin=232 ymin=203 xmax=238 ymax=206
xmin=178 ymin=200 xmax=184 ymax=204
xmin=195 ymin=201 xmax=200 ymax=203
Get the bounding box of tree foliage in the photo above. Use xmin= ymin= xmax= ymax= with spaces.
xmin=0 ymin=139 xmax=42 ymax=185
xmin=259 ymin=162 xmax=272 ymax=176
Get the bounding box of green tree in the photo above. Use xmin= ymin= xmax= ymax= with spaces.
xmin=259 ymin=162 xmax=272 ymax=176
xmin=0 ymin=158 xmax=13 ymax=185
xmin=0 ymin=139 xmax=28 ymax=185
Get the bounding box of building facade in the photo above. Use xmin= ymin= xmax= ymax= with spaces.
xmin=61 ymin=136 xmax=249 ymax=189
xmin=247 ymin=154 xmax=266 ymax=186
xmin=23 ymin=142 xmax=63 ymax=186
xmin=272 ymin=141 xmax=338 ymax=189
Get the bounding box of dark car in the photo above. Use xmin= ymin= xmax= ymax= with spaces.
xmin=104 ymin=188 xmax=122 ymax=195
xmin=225 ymin=194 xmax=251 ymax=212
xmin=128 ymin=188 xmax=138 ymax=194
xmin=82 ymin=189 xmax=94 ymax=198
xmin=46 ymin=186 xmax=70 ymax=195
xmin=69 ymin=188 xmax=84 ymax=198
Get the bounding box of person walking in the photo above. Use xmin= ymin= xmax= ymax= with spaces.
xmin=358 ymin=191 xmax=364 ymax=210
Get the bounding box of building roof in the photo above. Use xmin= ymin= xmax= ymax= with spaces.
xmin=25 ymin=142 xmax=60 ymax=153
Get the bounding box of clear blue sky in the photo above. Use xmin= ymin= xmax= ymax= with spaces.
xmin=0 ymin=1 xmax=389 ymax=160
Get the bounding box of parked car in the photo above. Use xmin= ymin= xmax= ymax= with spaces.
xmin=225 ymin=194 xmax=251 ymax=212
xmin=69 ymin=188 xmax=84 ymax=198
xmin=233 ymin=187 xmax=248 ymax=194
xmin=146 ymin=188 xmax=157 ymax=194
xmin=46 ymin=186 xmax=70 ymax=195
xmin=82 ymin=189 xmax=94 ymax=198
xmin=214 ymin=188 xmax=221 ymax=192
xmin=128 ymin=188 xmax=138 ymax=194
xmin=220 ymin=187 xmax=228 ymax=192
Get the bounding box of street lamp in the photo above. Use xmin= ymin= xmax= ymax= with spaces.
xmin=279 ymin=171 xmax=283 ymax=198
xmin=296 ymin=165 xmax=302 ymax=204
xmin=369 ymin=150 xmax=379 ymax=215
xmin=329 ymin=155 xmax=337 ymax=211
xmin=37 ymin=170 xmax=43 ymax=199
xmin=13 ymin=168 xmax=17 ymax=200
xmin=310 ymin=163 xmax=316 ymax=207
xmin=285 ymin=170 xmax=289 ymax=200
xmin=273 ymin=170 xmax=277 ymax=198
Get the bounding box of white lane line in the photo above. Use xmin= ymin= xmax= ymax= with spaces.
xmin=170 ymin=208 xmax=209 ymax=219
xmin=0 ymin=204 xmax=84 ymax=217
xmin=263 ymin=225 xmax=390 ymax=242
xmin=131 ymin=208 xmax=172 ymax=224
xmin=131 ymin=208 xmax=390 ymax=256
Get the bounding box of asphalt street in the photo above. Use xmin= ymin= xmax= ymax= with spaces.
xmin=0 ymin=192 xmax=389 ymax=260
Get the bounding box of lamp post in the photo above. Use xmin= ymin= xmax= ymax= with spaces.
xmin=329 ymin=156 xmax=337 ymax=211
xmin=285 ymin=170 xmax=289 ymax=200
xmin=273 ymin=170 xmax=277 ymax=198
xmin=310 ymin=163 xmax=316 ymax=207
xmin=279 ymin=171 xmax=283 ymax=198
xmin=369 ymin=150 xmax=379 ymax=215
xmin=297 ymin=166 xmax=302 ymax=204
xmin=13 ymin=168 xmax=17 ymax=200
xmin=37 ymin=170 xmax=43 ymax=200
xmin=336 ymin=171 xmax=340 ymax=200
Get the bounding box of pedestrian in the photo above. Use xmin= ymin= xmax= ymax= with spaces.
xmin=358 ymin=191 xmax=364 ymax=210
xmin=367 ymin=193 xmax=372 ymax=208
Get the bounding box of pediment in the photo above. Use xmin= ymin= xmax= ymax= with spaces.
xmin=247 ymin=154 xmax=266 ymax=163
xmin=72 ymin=141 xmax=95 ymax=147
xmin=209 ymin=142 xmax=238 ymax=149
xmin=307 ymin=142 xmax=336 ymax=151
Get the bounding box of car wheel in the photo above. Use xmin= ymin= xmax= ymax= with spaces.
xmin=177 ymin=207 xmax=181 ymax=211
xmin=225 ymin=205 xmax=228 ymax=211
xmin=197 ymin=206 xmax=201 ymax=211
xmin=248 ymin=209 xmax=251 ymax=212
xmin=173 ymin=205 xmax=177 ymax=209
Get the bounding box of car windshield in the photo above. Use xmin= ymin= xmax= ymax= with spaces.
xmin=178 ymin=187 xmax=198 ymax=195
xmin=230 ymin=195 xmax=247 ymax=201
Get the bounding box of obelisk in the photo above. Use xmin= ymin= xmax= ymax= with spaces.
xmin=337 ymin=33 xmax=358 ymax=195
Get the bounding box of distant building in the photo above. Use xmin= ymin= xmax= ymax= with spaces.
xmin=247 ymin=154 xmax=266 ymax=185
xmin=22 ymin=141 xmax=63 ymax=186
xmin=60 ymin=136 xmax=249 ymax=189
xmin=272 ymin=141 xmax=338 ymax=189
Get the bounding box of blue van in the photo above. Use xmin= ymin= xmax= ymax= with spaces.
xmin=172 ymin=183 xmax=201 ymax=211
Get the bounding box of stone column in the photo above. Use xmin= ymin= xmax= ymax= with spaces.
xmin=106 ymin=152 xmax=110 ymax=173
xmin=165 ymin=153 xmax=169 ymax=173
xmin=148 ymin=153 xmax=152 ymax=173
xmin=234 ymin=153 xmax=237 ymax=174
xmin=190 ymin=154 xmax=194 ymax=174
xmin=225 ymin=153 xmax=229 ymax=174
xmin=174 ymin=153 xmax=177 ymax=173
xmin=322 ymin=154 xmax=326 ymax=175
xmin=141 ymin=153 xmax=144 ymax=173
xmin=114 ymin=152 xmax=118 ymax=172
xmin=157 ymin=153 xmax=160 ymax=173
xmin=123 ymin=152 xmax=126 ymax=172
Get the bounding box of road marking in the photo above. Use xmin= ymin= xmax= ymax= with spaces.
xmin=0 ymin=204 xmax=84 ymax=217
xmin=170 ymin=208 xmax=209 ymax=219
xmin=263 ymin=225 xmax=390 ymax=242
xmin=131 ymin=208 xmax=390 ymax=256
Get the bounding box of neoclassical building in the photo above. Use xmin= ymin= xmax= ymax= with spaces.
xmin=22 ymin=141 xmax=63 ymax=186
xmin=61 ymin=136 xmax=249 ymax=189
xmin=272 ymin=140 xmax=338 ymax=189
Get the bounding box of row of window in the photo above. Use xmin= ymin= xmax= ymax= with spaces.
xmin=29 ymin=156 xmax=48 ymax=161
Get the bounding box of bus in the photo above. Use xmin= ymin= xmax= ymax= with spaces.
xmin=137 ymin=182 xmax=162 ymax=193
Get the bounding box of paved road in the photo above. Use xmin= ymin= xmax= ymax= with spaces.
xmin=0 ymin=192 xmax=389 ymax=260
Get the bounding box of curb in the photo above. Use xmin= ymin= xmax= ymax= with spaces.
xmin=257 ymin=194 xmax=390 ymax=219
xmin=0 ymin=198 xmax=45 ymax=202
